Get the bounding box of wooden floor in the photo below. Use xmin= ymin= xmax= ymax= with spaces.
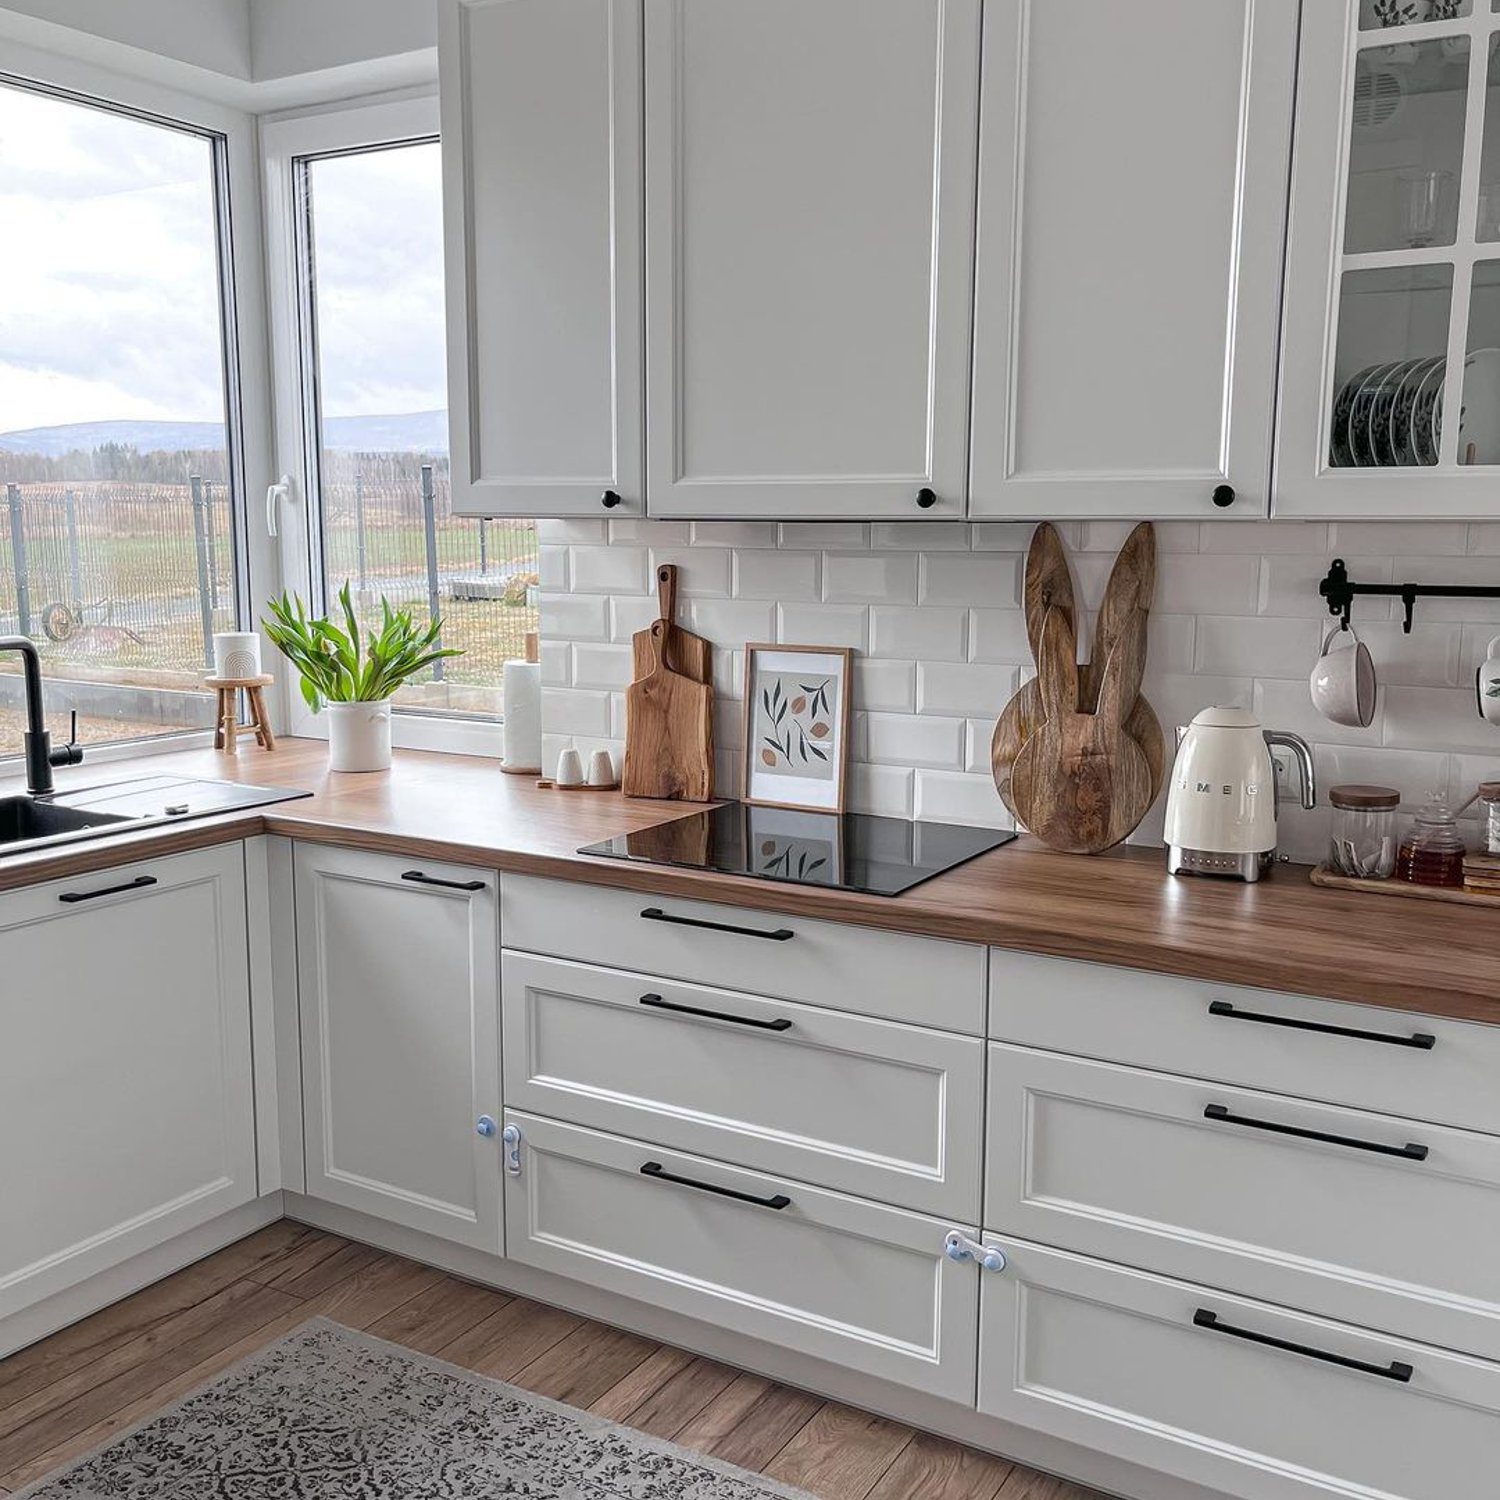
xmin=0 ymin=1224 xmax=1111 ymax=1500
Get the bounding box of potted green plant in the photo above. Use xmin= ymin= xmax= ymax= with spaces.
xmin=262 ymin=585 xmax=462 ymax=771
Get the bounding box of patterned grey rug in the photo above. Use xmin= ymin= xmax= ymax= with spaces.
xmin=16 ymin=1318 xmax=817 ymax=1499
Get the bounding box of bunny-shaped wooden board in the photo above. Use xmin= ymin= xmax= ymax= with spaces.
xmin=1008 ymin=607 xmax=1153 ymax=853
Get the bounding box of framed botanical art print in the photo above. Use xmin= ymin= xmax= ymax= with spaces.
xmin=742 ymin=643 xmax=852 ymax=812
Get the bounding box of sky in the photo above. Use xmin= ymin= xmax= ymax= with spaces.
xmin=0 ymin=81 xmax=447 ymax=435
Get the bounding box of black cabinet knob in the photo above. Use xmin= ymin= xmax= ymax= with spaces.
xmin=916 ymin=488 xmax=937 ymax=509
xmin=601 ymin=490 xmax=622 ymax=509
xmin=1211 ymin=484 xmax=1236 ymax=509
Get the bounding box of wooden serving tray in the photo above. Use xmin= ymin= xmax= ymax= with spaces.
xmin=1310 ymin=865 xmax=1500 ymax=908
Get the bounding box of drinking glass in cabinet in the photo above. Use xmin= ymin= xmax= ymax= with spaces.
xmin=1346 ymin=40 xmax=1468 ymax=254
xmin=1460 ymin=262 xmax=1500 ymax=461
xmin=1328 ymin=265 xmax=1453 ymax=466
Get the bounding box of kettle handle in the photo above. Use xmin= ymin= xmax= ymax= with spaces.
xmin=1264 ymin=730 xmax=1317 ymax=812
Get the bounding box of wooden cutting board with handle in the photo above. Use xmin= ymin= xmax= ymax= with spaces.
xmin=991 ymin=522 xmax=1165 ymax=818
xmin=622 ymin=619 xmax=715 ymax=802
xmin=633 ymin=564 xmax=711 ymax=684
xmin=1009 ymin=608 xmax=1153 ymax=853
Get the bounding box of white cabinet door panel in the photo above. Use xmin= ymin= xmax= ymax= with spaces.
xmin=970 ymin=0 xmax=1297 ymax=518
xmin=296 ymin=845 xmax=502 ymax=1250
xmin=645 ymin=0 xmax=980 ymax=518
xmin=440 ymin=0 xmax=643 ymax=516
xmin=504 ymin=1110 xmax=978 ymax=1400
xmin=986 ymin=1042 xmax=1500 ymax=1363
xmin=502 ymin=951 xmax=983 ymax=1216
xmin=980 ymin=1239 xmax=1500 ymax=1500
xmin=0 ymin=846 xmax=255 ymax=1318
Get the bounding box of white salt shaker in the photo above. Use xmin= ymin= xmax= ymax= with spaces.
xmin=587 ymin=749 xmax=616 ymax=786
xmin=554 ymin=748 xmax=584 ymax=787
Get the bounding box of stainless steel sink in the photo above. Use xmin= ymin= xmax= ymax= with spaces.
xmin=0 ymin=775 xmax=313 ymax=857
xmin=0 ymin=796 xmax=133 ymax=847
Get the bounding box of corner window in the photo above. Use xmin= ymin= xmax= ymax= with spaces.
xmin=286 ymin=133 xmax=536 ymax=724
xmin=0 ymin=79 xmax=245 ymax=756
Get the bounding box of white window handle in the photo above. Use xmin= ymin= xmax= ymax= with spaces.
xmin=266 ymin=474 xmax=293 ymax=538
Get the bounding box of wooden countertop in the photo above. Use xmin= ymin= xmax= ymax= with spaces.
xmin=3 ymin=738 xmax=1494 ymax=1025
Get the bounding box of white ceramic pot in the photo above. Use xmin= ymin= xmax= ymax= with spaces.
xmin=325 ymin=700 xmax=393 ymax=772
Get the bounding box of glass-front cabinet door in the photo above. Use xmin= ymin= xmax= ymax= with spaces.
xmin=1280 ymin=0 xmax=1500 ymax=514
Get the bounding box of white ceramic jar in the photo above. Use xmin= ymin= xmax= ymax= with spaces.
xmin=325 ymin=701 xmax=393 ymax=772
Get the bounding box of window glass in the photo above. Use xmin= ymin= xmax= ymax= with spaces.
xmin=299 ymin=142 xmax=536 ymax=720
xmin=0 ymin=81 xmax=241 ymax=756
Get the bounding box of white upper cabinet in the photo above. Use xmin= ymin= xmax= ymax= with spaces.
xmin=440 ymin=0 xmax=643 ymax=517
xmin=1279 ymin=1 xmax=1500 ymax=516
xmin=643 ymin=0 xmax=981 ymax=520
xmin=970 ymin=0 xmax=1298 ymax=519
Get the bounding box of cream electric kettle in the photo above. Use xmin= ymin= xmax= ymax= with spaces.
xmin=1164 ymin=707 xmax=1316 ymax=881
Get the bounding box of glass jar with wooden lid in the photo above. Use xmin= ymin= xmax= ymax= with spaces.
xmin=1328 ymin=784 xmax=1399 ymax=879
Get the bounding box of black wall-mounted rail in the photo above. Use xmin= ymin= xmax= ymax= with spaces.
xmin=1320 ymin=557 xmax=1500 ymax=634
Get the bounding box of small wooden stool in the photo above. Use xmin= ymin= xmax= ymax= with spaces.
xmin=206 ymin=674 xmax=276 ymax=754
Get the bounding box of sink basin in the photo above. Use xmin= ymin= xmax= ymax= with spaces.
xmin=0 ymin=796 xmax=133 ymax=848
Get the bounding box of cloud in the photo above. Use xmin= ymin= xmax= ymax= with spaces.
xmin=0 ymin=83 xmax=447 ymax=433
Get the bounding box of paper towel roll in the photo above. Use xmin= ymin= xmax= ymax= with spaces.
xmin=502 ymin=660 xmax=542 ymax=773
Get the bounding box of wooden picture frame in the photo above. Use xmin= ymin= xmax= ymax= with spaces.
xmin=741 ymin=643 xmax=853 ymax=812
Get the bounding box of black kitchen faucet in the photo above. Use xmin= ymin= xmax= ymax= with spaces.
xmin=0 ymin=636 xmax=83 ymax=794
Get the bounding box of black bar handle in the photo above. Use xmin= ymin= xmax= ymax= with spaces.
xmin=59 ymin=874 xmax=157 ymax=904
xmin=639 ymin=992 xmax=792 ymax=1031
xmin=1203 ymin=1103 xmax=1428 ymax=1161
xmin=1193 ymin=1309 xmax=1412 ymax=1383
xmin=639 ymin=1161 xmax=791 ymax=1211
xmin=1208 ymin=1000 xmax=1435 ymax=1050
xmin=639 ymin=906 xmax=793 ymax=942
xmin=401 ymin=870 xmax=487 ymax=892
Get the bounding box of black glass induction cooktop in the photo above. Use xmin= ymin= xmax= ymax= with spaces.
xmin=578 ymin=803 xmax=1016 ymax=897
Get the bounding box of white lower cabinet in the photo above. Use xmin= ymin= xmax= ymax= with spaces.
xmin=502 ymin=951 xmax=983 ymax=1217
xmin=978 ymin=1239 xmax=1500 ymax=1500
xmin=502 ymin=1110 xmax=978 ymax=1402
xmin=295 ymin=845 xmax=502 ymax=1251
xmin=0 ymin=845 xmax=256 ymax=1320
xmin=986 ymin=1043 xmax=1500 ymax=1362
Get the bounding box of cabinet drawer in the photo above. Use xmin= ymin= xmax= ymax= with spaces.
xmin=981 ymin=1239 xmax=1500 ymax=1500
xmin=989 ymin=948 xmax=1498 ymax=1135
xmin=502 ymin=952 xmax=982 ymax=1217
xmin=987 ymin=1043 xmax=1500 ymax=1362
xmin=503 ymin=1111 xmax=977 ymax=1401
xmin=505 ymin=874 xmax=985 ymax=1032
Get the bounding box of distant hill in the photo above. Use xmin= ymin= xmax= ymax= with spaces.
xmin=0 ymin=411 xmax=449 ymax=457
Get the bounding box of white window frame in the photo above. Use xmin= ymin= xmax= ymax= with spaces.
xmin=261 ymin=91 xmax=506 ymax=759
xmin=0 ymin=40 xmax=277 ymax=769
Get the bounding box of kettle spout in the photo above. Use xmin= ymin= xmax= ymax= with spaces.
xmin=1264 ymin=730 xmax=1316 ymax=812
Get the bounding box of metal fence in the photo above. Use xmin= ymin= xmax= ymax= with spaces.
xmin=0 ymin=460 xmax=538 ymax=701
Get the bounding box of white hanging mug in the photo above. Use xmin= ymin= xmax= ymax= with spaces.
xmin=1310 ymin=623 xmax=1377 ymax=728
xmin=1476 ymin=635 xmax=1500 ymax=725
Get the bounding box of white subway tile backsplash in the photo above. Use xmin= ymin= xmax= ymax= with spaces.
xmin=969 ymin=608 xmax=1031 ymax=663
xmin=734 ymin=549 xmax=820 ymax=601
xmin=871 ymin=606 xmax=967 ymax=661
xmin=571 ymin=545 xmax=649 ymax=594
xmin=688 ymin=597 xmax=777 ymax=643
xmin=778 ymin=603 xmax=869 ymax=652
xmin=691 ymin=522 xmax=778 ymax=548
xmin=779 ymin=522 xmax=869 ymax=549
xmin=854 ymin=658 xmax=917 ymax=713
xmin=869 ymin=521 xmax=969 ymax=551
xmin=914 ymin=770 xmax=1013 ymax=829
xmin=541 ymin=519 xmax=1500 ymax=854
xmin=646 ymin=547 xmax=732 ymax=596
xmin=823 ymin=552 xmax=918 ymax=604
xmin=848 ymin=762 xmax=914 ymax=818
xmin=1158 ymin=553 xmax=1260 ymax=615
xmin=1330 ymin=522 xmax=1469 ymax=555
xmin=919 ymin=552 xmax=1022 ymax=607
xmin=571 ymin=642 xmax=632 ymax=690
xmin=917 ymin=661 xmax=1019 ymax=718
xmin=863 ymin=711 xmax=965 ymax=769
xmin=1195 ymin=615 xmax=1323 ymax=678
